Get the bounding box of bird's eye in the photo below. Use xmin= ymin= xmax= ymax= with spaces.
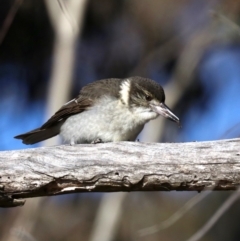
xmin=145 ymin=95 xmax=152 ymax=101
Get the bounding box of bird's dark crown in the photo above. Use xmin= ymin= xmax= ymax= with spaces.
xmin=123 ymin=76 xmax=165 ymax=108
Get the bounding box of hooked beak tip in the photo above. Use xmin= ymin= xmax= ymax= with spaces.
xmin=150 ymin=102 xmax=181 ymax=127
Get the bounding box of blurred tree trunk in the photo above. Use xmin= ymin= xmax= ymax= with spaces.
xmin=44 ymin=0 xmax=87 ymax=146
xmin=2 ymin=1 xmax=87 ymax=240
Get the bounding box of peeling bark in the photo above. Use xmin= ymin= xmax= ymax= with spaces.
xmin=1 ymin=139 xmax=240 ymax=207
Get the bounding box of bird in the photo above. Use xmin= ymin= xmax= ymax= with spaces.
xmin=15 ymin=76 xmax=180 ymax=145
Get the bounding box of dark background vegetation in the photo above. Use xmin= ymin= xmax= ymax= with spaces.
xmin=1 ymin=0 xmax=240 ymax=240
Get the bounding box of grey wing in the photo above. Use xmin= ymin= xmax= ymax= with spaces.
xmin=43 ymin=78 xmax=122 ymax=128
xmin=14 ymin=98 xmax=91 ymax=144
xmin=41 ymin=97 xmax=92 ymax=129
xmin=14 ymin=78 xmax=123 ymax=144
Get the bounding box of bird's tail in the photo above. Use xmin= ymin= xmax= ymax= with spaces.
xmin=14 ymin=126 xmax=60 ymax=145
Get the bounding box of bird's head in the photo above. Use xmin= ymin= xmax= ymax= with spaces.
xmin=119 ymin=77 xmax=180 ymax=125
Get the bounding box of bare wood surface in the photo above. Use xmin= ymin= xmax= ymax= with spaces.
xmin=1 ymin=138 xmax=240 ymax=207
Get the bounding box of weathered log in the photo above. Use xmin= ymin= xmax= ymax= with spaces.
xmin=1 ymin=139 xmax=240 ymax=207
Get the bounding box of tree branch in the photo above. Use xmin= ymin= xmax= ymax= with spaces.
xmin=1 ymin=138 xmax=240 ymax=207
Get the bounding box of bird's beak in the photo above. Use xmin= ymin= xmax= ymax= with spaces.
xmin=150 ymin=102 xmax=180 ymax=125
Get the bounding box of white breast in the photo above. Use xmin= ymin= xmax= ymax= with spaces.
xmin=60 ymin=96 xmax=157 ymax=144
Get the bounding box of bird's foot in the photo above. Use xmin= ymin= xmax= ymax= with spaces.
xmin=91 ymin=138 xmax=103 ymax=144
xmin=70 ymin=140 xmax=76 ymax=146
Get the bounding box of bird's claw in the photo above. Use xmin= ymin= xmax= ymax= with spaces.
xmin=91 ymin=138 xmax=103 ymax=144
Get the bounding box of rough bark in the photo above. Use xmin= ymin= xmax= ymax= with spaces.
xmin=1 ymin=139 xmax=240 ymax=207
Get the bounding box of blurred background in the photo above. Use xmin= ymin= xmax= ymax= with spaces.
xmin=1 ymin=0 xmax=240 ymax=240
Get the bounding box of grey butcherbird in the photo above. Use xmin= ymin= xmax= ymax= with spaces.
xmin=15 ymin=76 xmax=180 ymax=145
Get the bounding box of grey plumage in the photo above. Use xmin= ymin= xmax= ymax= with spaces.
xmin=15 ymin=76 xmax=179 ymax=145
